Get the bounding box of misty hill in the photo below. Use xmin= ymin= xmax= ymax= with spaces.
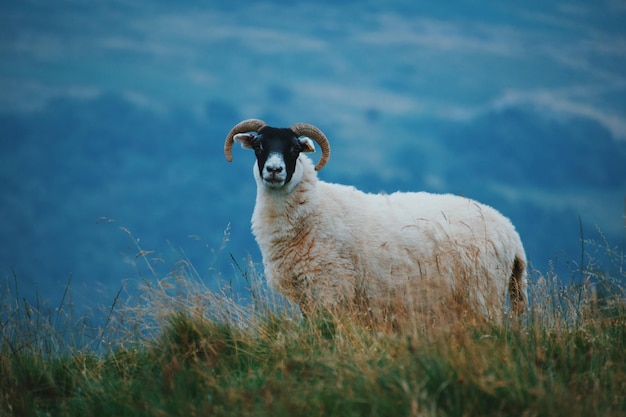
xmin=1 ymin=94 xmax=624 ymax=318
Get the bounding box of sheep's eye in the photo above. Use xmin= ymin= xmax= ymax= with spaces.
xmin=253 ymin=142 xmax=263 ymax=153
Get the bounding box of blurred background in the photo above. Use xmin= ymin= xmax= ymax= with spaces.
xmin=1 ymin=0 xmax=625 ymax=322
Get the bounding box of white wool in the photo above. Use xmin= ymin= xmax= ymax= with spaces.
xmin=250 ymin=155 xmax=528 ymax=320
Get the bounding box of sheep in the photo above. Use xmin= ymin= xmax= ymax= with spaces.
xmin=224 ymin=119 xmax=528 ymax=324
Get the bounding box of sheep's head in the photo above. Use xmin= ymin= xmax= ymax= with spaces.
xmin=224 ymin=119 xmax=331 ymax=189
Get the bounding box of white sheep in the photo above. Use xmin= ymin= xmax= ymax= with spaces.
xmin=224 ymin=119 xmax=528 ymax=323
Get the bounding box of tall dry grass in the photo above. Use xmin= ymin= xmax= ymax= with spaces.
xmin=1 ymin=226 xmax=624 ymax=416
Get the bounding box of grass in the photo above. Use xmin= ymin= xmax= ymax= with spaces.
xmin=1 ymin=230 xmax=625 ymax=416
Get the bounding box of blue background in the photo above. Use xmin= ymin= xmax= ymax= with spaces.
xmin=1 ymin=1 xmax=625 ymax=321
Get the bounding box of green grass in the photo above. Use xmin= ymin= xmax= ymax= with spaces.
xmin=2 ymin=233 xmax=625 ymax=417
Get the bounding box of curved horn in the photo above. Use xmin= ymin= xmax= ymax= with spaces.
xmin=224 ymin=119 xmax=267 ymax=162
xmin=290 ymin=123 xmax=331 ymax=171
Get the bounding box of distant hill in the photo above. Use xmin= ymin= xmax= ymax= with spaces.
xmin=443 ymin=107 xmax=626 ymax=189
xmin=1 ymin=94 xmax=624 ymax=321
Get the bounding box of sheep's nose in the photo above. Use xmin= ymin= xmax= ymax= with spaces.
xmin=266 ymin=165 xmax=283 ymax=173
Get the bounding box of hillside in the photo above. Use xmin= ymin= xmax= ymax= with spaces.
xmin=2 ymin=253 xmax=625 ymax=417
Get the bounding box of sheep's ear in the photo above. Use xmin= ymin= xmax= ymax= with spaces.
xmin=298 ymin=137 xmax=316 ymax=153
xmin=234 ymin=133 xmax=258 ymax=149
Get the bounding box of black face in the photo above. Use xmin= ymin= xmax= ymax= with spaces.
xmin=253 ymin=127 xmax=307 ymax=187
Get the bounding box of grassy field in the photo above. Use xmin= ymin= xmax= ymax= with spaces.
xmin=2 ymin=235 xmax=625 ymax=416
